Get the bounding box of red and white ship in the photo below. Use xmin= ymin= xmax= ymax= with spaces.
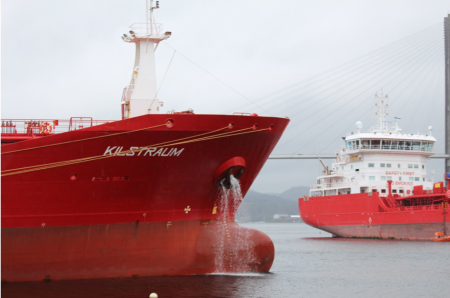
xmin=1 ymin=1 xmax=289 ymax=282
xmin=299 ymin=92 xmax=450 ymax=240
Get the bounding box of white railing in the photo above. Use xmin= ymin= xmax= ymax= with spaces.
xmin=121 ymin=84 xmax=134 ymax=103
xmin=346 ymin=144 xmax=433 ymax=152
xmin=311 ymin=181 xmax=358 ymax=190
xmin=1 ymin=118 xmax=113 ymax=135
xmin=129 ymin=23 xmax=164 ymax=37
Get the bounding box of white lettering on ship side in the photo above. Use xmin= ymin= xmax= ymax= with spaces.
xmin=127 ymin=147 xmax=139 ymax=156
xmin=116 ymin=146 xmax=126 ymax=156
xmin=171 ymin=148 xmax=184 ymax=156
xmin=161 ymin=148 xmax=171 ymax=156
xmin=153 ymin=148 xmax=163 ymax=156
xmin=103 ymin=146 xmax=117 ymax=156
xmin=385 ymin=171 xmax=414 ymax=176
xmin=103 ymin=146 xmax=185 ymax=157
xmin=394 ymin=181 xmax=414 ymax=185
xmin=143 ymin=148 xmax=157 ymax=156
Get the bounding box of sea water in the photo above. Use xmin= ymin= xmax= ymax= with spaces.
xmin=214 ymin=176 xmax=256 ymax=272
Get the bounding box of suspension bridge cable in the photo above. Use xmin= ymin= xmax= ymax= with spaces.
xmin=306 ymin=45 xmax=444 ymax=155
xmin=226 ymin=22 xmax=443 ymax=113
xmin=281 ymin=34 xmax=443 ymax=134
xmin=256 ymin=27 xmax=443 ymax=113
xmin=270 ymin=29 xmax=442 ymax=112
xmin=404 ymin=55 xmax=444 ymax=130
xmin=280 ymin=37 xmax=444 ymax=152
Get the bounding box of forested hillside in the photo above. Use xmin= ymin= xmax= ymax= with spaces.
xmin=235 ymin=186 xmax=310 ymax=222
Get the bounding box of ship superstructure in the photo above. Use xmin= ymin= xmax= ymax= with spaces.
xmin=121 ymin=0 xmax=171 ymax=118
xmin=312 ymin=92 xmax=436 ymax=197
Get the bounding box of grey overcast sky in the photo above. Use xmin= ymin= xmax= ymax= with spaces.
xmin=1 ymin=0 xmax=449 ymax=193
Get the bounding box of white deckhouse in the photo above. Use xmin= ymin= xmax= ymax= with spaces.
xmin=121 ymin=0 xmax=171 ymax=119
xmin=311 ymin=92 xmax=436 ymax=197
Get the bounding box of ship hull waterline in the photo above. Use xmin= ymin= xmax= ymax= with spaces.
xmin=299 ymin=192 xmax=449 ymax=241
xmin=1 ymin=219 xmax=274 ymax=282
xmin=312 ymin=223 xmax=450 ymax=240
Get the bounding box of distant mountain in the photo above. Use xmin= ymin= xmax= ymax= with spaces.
xmin=235 ymin=186 xmax=310 ymax=222
xmin=279 ymin=186 xmax=310 ymax=201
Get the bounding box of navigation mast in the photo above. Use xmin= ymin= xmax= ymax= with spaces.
xmin=120 ymin=0 xmax=171 ymax=119
xmin=374 ymin=91 xmax=388 ymax=132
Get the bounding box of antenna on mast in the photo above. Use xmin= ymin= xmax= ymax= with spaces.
xmin=374 ymin=91 xmax=388 ymax=131
xmin=147 ymin=0 xmax=160 ymax=35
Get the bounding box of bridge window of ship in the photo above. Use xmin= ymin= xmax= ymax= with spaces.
xmin=415 ymin=177 xmax=420 ymax=181
xmin=381 ymin=163 xmax=386 ymax=167
xmin=422 ymin=165 xmax=425 ymax=169
xmin=381 ymin=189 xmax=386 ymax=193
xmin=399 ymin=190 xmax=404 ymax=194
xmin=372 ymin=140 xmax=380 ymax=149
xmin=421 ymin=142 xmax=428 ymax=151
xmin=387 ymin=176 xmax=392 ymax=180
xmin=409 ymin=177 xmax=414 ymax=181
xmin=381 ymin=176 xmax=386 ymax=181
xmin=392 ymin=189 xmax=397 ymax=194
xmin=369 ymin=163 xmax=375 ymax=168
xmin=414 ymin=164 xmax=419 ymax=169
xmin=408 ymin=164 xmax=413 ymax=168
xmin=398 ymin=164 xmax=401 ymax=168
xmin=369 ymin=176 xmax=375 ymax=180
xmin=387 ymin=163 xmax=392 ymax=168
xmin=399 ymin=177 xmax=402 ymax=181
xmin=382 ymin=140 xmax=390 ymax=149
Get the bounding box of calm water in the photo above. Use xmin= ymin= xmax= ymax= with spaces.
xmin=2 ymin=223 xmax=449 ymax=298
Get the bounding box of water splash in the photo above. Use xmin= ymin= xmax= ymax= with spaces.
xmin=214 ymin=175 xmax=257 ymax=272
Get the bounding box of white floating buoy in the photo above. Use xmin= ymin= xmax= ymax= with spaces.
xmin=149 ymin=293 xmax=158 ymax=298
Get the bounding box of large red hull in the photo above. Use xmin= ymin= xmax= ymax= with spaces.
xmin=1 ymin=114 xmax=288 ymax=282
xmin=2 ymin=220 xmax=274 ymax=282
xmin=299 ymin=192 xmax=449 ymax=240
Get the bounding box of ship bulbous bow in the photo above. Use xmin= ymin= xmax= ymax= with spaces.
xmin=195 ymin=219 xmax=274 ymax=274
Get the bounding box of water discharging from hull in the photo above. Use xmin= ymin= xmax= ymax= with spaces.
xmin=214 ymin=175 xmax=257 ymax=272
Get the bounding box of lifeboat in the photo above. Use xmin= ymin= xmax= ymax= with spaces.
xmin=433 ymin=232 xmax=450 ymax=242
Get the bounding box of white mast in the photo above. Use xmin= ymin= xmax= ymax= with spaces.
xmin=120 ymin=0 xmax=171 ymax=119
xmin=374 ymin=91 xmax=388 ymax=131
